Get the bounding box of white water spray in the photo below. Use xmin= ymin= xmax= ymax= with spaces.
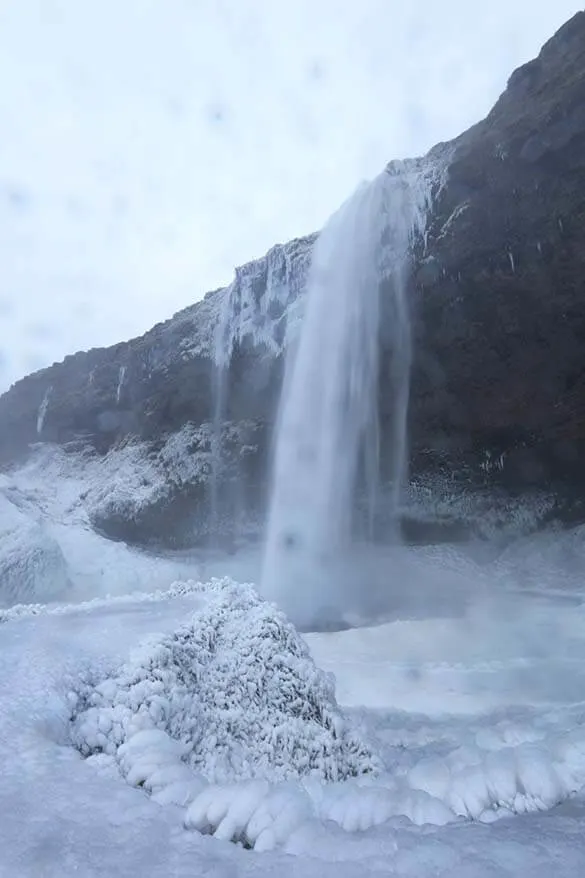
xmin=261 ymin=162 xmax=435 ymax=626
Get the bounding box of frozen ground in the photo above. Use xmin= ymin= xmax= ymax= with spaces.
xmin=2 ymin=448 xmax=585 ymax=875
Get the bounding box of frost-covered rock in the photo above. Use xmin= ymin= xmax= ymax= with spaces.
xmin=214 ymin=234 xmax=315 ymax=365
xmin=71 ymin=578 xmax=378 ymax=784
xmin=84 ymin=421 xmax=260 ymax=546
xmin=0 ymin=492 xmax=70 ymax=606
xmin=402 ymin=473 xmax=557 ymax=542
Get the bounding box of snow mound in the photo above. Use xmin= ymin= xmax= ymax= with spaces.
xmin=0 ymin=491 xmax=70 ymax=606
xmin=71 ymin=578 xmax=378 ymax=784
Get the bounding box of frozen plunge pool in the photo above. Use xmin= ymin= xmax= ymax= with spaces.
xmin=3 ymin=522 xmax=585 ymax=876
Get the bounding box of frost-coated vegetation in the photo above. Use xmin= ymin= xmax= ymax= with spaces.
xmin=71 ymin=578 xmax=379 ymax=784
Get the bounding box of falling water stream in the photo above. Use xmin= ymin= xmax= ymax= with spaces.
xmin=262 ymin=162 xmax=434 ymax=627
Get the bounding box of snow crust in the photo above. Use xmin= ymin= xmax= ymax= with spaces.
xmin=0 ymin=577 xmax=202 ymax=624
xmin=406 ymin=725 xmax=585 ymax=821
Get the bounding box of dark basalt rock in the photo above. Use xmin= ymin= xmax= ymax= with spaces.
xmin=1 ymin=13 xmax=585 ymax=546
xmin=406 ymin=12 xmax=585 ymax=496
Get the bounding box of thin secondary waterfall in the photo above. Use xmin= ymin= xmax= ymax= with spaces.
xmin=209 ymin=290 xmax=233 ymax=548
xmin=261 ymin=162 xmax=433 ymax=626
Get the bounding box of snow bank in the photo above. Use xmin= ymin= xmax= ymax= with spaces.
xmin=0 ymin=445 xmax=211 ymax=602
xmin=71 ymin=578 xmax=378 ymax=788
xmin=0 ymin=490 xmax=70 ymax=606
xmin=407 ymin=724 xmax=585 ymax=821
xmin=184 ymin=775 xmax=455 ymax=850
xmin=182 ymin=714 xmax=585 ymax=850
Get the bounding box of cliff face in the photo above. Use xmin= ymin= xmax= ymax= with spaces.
xmin=0 ymin=233 xmax=314 ymax=464
xmin=1 ymin=13 xmax=584 ymax=547
xmin=408 ymin=13 xmax=585 ymax=492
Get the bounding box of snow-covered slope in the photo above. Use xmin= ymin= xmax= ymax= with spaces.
xmin=0 ymin=444 xmax=208 ymax=607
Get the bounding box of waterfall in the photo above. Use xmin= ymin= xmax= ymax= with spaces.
xmin=261 ymin=161 xmax=434 ymax=627
xmin=208 ymin=240 xmax=313 ymax=549
xmin=209 ymin=286 xmax=234 ymax=549
xmin=115 ymin=366 xmax=126 ymax=404
xmin=36 ymin=386 xmax=52 ymax=435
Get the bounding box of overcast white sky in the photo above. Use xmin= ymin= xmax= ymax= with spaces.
xmin=0 ymin=0 xmax=581 ymax=390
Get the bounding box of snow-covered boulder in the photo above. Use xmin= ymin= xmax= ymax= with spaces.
xmin=0 ymin=492 xmax=71 ymax=606
xmin=71 ymin=578 xmax=378 ymax=784
xmin=82 ymin=428 xmax=210 ymax=546
xmin=84 ymin=421 xmax=261 ymax=548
